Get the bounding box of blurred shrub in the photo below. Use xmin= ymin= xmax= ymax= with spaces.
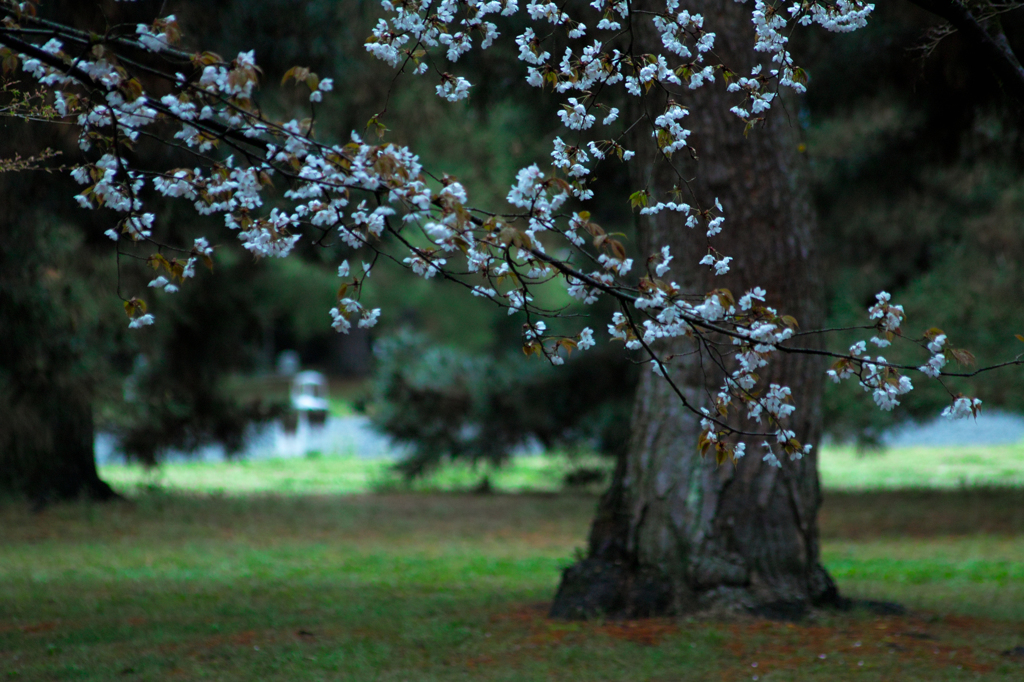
xmin=367 ymin=332 xmax=637 ymax=478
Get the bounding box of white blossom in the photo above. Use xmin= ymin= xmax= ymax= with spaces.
xmin=577 ymin=327 xmax=595 ymax=350
xmin=941 ymin=396 xmax=982 ymax=420
xmin=129 ymin=314 xmax=155 ymax=329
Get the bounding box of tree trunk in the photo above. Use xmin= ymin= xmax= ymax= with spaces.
xmin=26 ymin=394 xmax=120 ymax=506
xmin=551 ymin=0 xmax=839 ymax=619
xmin=0 ymin=166 xmax=120 ymax=506
xmin=0 ymin=376 xmax=120 ymax=506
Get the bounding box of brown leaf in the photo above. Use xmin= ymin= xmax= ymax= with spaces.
xmin=948 ymin=348 xmax=976 ymax=367
xmin=608 ymin=238 xmax=627 ymax=261
xmin=147 ymin=253 xmax=171 ymax=271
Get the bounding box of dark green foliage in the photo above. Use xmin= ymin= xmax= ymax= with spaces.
xmin=108 ymin=259 xmax=283 ymax=464
xmin=799 ymin=4 xmax=1024 ymax=443
xmin=367 ymin=332 xmax=636 ymax=478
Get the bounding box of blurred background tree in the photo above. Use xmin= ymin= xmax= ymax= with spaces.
xmin=368 ymin=332 xmax=637 ymax=480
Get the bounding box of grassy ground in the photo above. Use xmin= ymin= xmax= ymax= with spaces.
xmin=820 ymin=443 xmax=1024 ymax=490
xmin=3 ymin=487 xmax=1024 ymax=681
xmin=95 ymin=441 xmax=1024 ymax=496
xmin=96 ymin=452 xmax=615 ymax=496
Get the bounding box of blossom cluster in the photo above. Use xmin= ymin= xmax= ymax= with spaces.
xmin=0 ymin=0 xmax=991 ymax=467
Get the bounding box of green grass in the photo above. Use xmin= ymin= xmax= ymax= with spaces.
xmin=98 ymin=452 xmax=613 ymax=496
xmin=100 ymin=456 xmax=395 ymax=496
xmin=326 ymin=396 xmax=356 ymax=417
xmin=3 ymin=491 xmax=1024 ymax=680
xmin=97 ymin=441 xmax=1024 ymax=497
xmin=8 ymin=445 xmax=1024 ymax=680
xmin=820 ymin=442 xmax=1024 ymax=490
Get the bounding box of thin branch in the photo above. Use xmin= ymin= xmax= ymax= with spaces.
xmin=904 ymin=0 xmax=1024 ymax=106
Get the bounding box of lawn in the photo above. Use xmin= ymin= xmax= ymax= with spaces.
xmin=95 ymin=451 xmax=614 ymax=497
xmin=3 ymin=481 xmax=1024 ymax=680
xmin=6 ymin=445 xmax=1024 ymax=680
xmin=93 ymin=440 xmax=1024 ymax=496
xmin=820 ymin=443 xmax=1024 ymax=490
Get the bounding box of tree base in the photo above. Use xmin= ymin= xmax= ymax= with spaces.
xmin=548 ymin=558 xmax=673 ymax=620
xmin=550 ymin=560 xmax=852 ymax=622
xmin=29 ymin=477 xmax=123 ymax=511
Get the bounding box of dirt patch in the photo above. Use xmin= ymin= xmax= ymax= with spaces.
xmin=16 ymin=620 xmax=62 ymax=634
xmin=821 ymin=489 xmax=1024 ymax=539
xmin=483 ymin=602 xmax=1020 ymax=678
xmin=597 ymin=619 xmax=680 ymax=646
xmin=720 ymin=612 xmax=1007 ymax=677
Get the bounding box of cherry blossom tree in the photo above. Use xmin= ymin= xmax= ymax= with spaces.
xmin=1 ymin=0 xmax=1020 ymax=613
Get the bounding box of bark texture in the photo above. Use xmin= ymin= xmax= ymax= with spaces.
xmin=0 ymin=391 xmax=120 ymax=505
xmin=551 ymin=0 xmax=838 ymax=619
xmin=0 ymin=158 xmax=119 ymax=506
